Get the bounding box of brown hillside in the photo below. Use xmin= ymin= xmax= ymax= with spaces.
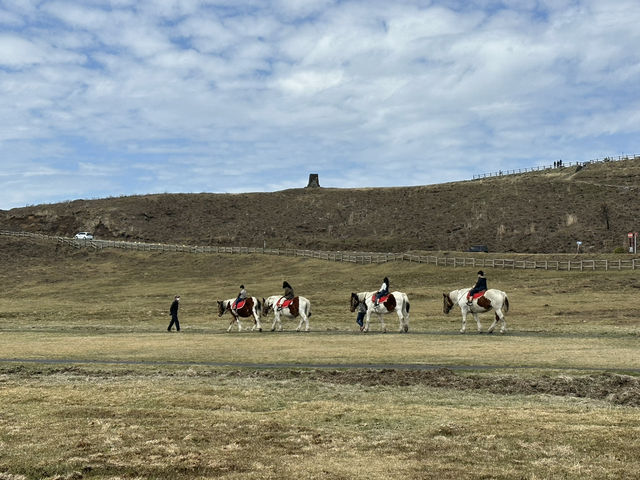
xmin=2 ymin=159 xmax=639 ymax=253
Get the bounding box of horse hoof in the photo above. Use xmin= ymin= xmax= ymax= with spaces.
xmin=258 ymin=328 xmax=262 ymax=332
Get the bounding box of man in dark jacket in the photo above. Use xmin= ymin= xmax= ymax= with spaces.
xmin=168 ymin=295 xmax=180 ymax=332
xmin=467 ymin=271 xmax=487 ymax=306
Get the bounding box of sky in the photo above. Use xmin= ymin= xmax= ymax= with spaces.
xmin=1 ymin=0 xmax=639 ymax=209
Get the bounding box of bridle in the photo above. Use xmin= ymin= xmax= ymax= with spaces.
xmin=350 ymin=293 xmax=361 ymax=312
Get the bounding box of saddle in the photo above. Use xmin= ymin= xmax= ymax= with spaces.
xmin=233 ymin=299 xmax=247 ymax=310
xmin=468 ymin=290 xmax=486 ymax=300
xmin=371 ymin=293 xmax=396 ymax=312
xmin=468 ymin=291 xmax=491 ymax=309
xmin=232 ymin=298 xmax=253 ymax=316
xmin=277 ymin=296 xmax=299 ymax=316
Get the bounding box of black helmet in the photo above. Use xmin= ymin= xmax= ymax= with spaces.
xmin=477 ymin=271 xmax=484 ymax=276
xmin=283 ymin=281 xmax=291 ymax=288
xmin=383 ymin=277 xmax=389 ymax=283
xmin=240 ymin=285 xmax=244 ymax=289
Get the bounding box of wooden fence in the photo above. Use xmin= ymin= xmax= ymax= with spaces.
xmin=473 ymin=154 xmax=640 ymax=180
xmin=2 ymin=230 xmax=638 ymax=271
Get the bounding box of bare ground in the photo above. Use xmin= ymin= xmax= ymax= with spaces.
xmin=2 ymin=365 xmax=638 ymax=407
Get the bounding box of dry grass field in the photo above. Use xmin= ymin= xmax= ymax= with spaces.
xmin=1 ymin=236 xmax=640 ymax=479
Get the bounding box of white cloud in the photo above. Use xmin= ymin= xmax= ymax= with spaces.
xmin=0 ymin=0 xmax=639 ymax=208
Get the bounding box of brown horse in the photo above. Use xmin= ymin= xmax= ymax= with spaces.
xmin=217 ymin=297 xmax=263 ymax=332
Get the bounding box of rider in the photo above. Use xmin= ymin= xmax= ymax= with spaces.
xmin=279 ymin=281 xmax=294 ymax=310
xmin=467 ymin=271 xmax=487 ymax=306
xmin=232 ymin=285 xmax=247 ymax=314
xmin=374 ymin=277 xmax=389 ymax=305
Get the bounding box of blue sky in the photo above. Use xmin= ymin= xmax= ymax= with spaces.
xmin=1 ymin=0 xmax=639 ymax=209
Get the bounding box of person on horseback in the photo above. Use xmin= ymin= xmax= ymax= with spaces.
xmin=232 ymin=285 xmax=247 ymax=314
xmin=375 ymin=277 xmax=389 ymax=305
xmin=467 ymin=271 xmax=487 ymax=306
xmin=279 ymin=281 xmax=294 ymax=311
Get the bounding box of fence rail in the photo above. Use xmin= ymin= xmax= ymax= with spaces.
xmin=473 ymin=154 xmax=640 ymax=180
xmin=1 ymin=230 xmax=638 ymax=271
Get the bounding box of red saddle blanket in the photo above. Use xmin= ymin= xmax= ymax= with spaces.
xmin=233 ymin=299 xmax=247 ymax=310
xmin=371 ymin=294 xmax=390 ymax=303
xmin=276 ymin=297 xmax=293 ymax=308
xmin=468 ymin=290 xmax=486 ymax=300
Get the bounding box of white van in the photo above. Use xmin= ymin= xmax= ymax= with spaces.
xmin=74 ymin=232 xmax=94 ymax=240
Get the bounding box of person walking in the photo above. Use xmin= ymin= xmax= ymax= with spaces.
xmin=356 ymin=301 xmax=367 ymax=331
xmin=168 ymin=295 xmax=180 ymax=332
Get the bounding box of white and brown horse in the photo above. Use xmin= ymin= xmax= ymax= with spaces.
xmin=262 ymin=295 xmax=312 ymax=332
xmin=217 ymin=297 xmax=263 ymax=332
xmin=350 ymin=291 xmax=410 ymax=333
xmin=443 ymin=288 xmax=509 ymax=334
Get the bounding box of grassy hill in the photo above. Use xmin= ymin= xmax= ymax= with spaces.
xmin=2 ymin=158 xmax=639 ymax=253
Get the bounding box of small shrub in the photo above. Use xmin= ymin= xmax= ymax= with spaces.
xmin=613 ymin=247 xmax=626 ymax=254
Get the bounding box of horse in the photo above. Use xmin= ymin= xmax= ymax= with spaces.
xmin=262 ymin=295 xmax=312 ymax=332
xmin=217 ymin=297 xmax=263 ymax=332
xmin=442 ymin=288 xmax=509 ymax=334
xmin=350 ymin=291 xmax=410 ymax=333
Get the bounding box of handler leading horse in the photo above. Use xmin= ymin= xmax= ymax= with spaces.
xmin=217 ymin=297 xmax=263 ymax=332
xmin=443 ymin=288 xmax=509 ymax=334
xmin=350 ymin=291 xmax=410 ymax=333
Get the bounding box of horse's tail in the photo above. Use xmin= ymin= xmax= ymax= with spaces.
xmin=403 ymin=294 xmax=410 ymax=313
xmin=255 ymin=298 xmax=262 ymax=312
xmin=503 ymin=294 xmax=510 ymax=314
xmin=306 ymin=300 xmax=312 ymax=318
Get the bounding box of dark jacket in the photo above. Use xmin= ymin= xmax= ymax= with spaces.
xmin=170 ymin=299 xmax=179 ymax=316
xmin=283 ymin=285 xmax=294 ymax=300
xmin=470 ymin=276 xmax=487 ymax=295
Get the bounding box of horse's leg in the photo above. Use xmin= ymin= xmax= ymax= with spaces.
xmin=363 ymin=311 xmax=372 ymax=333
xmin=473 ymin=312 xmax=482 ymax=333
xmin=253 ymin=310 xmax=262 ymax=332
xmin=295 ymin=311 xmax=303 ymax=332
xmin=488 ymin=308 xmax=506 ymax=334
xmin=379 ymin=313 xmax=386 ymax=333
xmin=395 ymin=308 xmax=404 ymax=332
xmin=300 ymin=312 xmax=310 ymax=332
xmin=270 ymin=312 xmax=277 ymax=332
xmin=460 ymin=308 xmax=468 ymax=334
xmin=227 ymin=315 xmax=234 ymax=332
